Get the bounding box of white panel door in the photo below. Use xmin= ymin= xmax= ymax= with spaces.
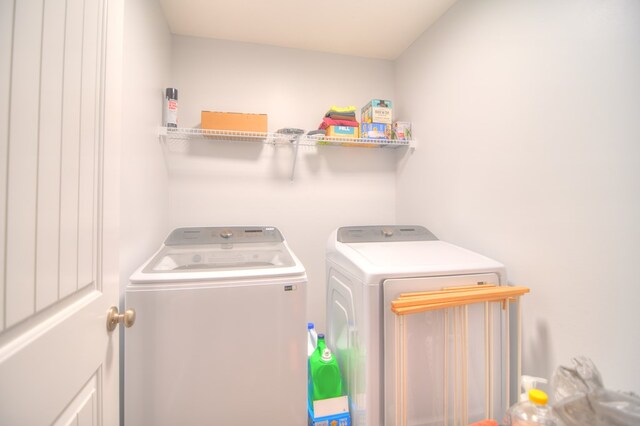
xmin=0 ymin=0 xmax=122 ymax=424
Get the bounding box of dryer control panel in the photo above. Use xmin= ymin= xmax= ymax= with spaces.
xmin=337 ymin=225 xmax=438 ymax=243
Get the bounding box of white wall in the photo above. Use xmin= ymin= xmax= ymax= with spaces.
xmin=168 ymin=36 xmax=398 ymax=332
xmin=121 ymin=0 xmax=172 ymax=420
xmin=395 ymin=0 xmax=640 ymax=393
xmin=121 ymin=0 xmax=172 ymax=290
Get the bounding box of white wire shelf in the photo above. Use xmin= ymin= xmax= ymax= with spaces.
xmin=159 ymin=127 xmax=413 ymax=149
xmin=303 ymin=134 xmax=411 ymax=148
xmin=159 ymin=127 xmax=271 ymax=142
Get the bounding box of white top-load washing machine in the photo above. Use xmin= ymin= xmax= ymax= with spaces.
xmin=125 ymin=226 xmax=307 ymax=426
xmin=326 ymin=225 xmax=508 ymax=426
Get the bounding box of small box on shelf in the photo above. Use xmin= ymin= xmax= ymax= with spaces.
xmin=308 ymin=396 xmax=351 ymax=426
xmin=391 ymin=121 xmax=412 ymax=140
xmin=361 ymin=123 xmax=390 ymax=140
xmin=325 ymin=125 xmax=360 ymax=138
xmin=361 ymin=99 xmax=392 ymax=124
xmin=201 ymin=111 xmax=268 ymax=132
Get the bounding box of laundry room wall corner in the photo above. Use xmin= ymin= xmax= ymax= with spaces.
xmin=121 ymin=0 xmax=173 ymax=422
xmin=121 ymin=0 xmax=172 ymax=297
xmin=394 ymin=0 xmax=640 ymax=393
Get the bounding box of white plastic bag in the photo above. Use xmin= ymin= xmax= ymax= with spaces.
xmin=551 ymin=356 xmax=640 ymax=426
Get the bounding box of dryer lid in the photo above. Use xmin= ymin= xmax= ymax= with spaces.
xmin=345 ymin=240 xmax=495 ymax=269
xmin=331 ymin=226 xmax=504 ymax=280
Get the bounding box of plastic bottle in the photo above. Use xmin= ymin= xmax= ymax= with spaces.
xmin=519 ymin=376 xmax=548 ymax=402
xmin=309 ymin=334 xmax=342 ymax=401
xmin=307 ymin=323 xmax=318 ymax=357
xmin=504 ymin=389 xmax=558 ymax=426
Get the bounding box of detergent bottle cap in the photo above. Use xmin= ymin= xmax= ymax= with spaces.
xmin=321 ymin=348 xmax=333 ymax=362
xmin=529 ymin=389 xmax=548 ymax=406
xmin=520 ymin=375 xmax=548 ymax=402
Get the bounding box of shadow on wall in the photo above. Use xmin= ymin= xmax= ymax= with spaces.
xmin=510 ymin=307 xmax=554 ymax=402
xmin=164 ymin=136 xmax=264 ymax=161
xmin=529 ymin=320 xmax=554 ymax=382
xmin=307 ymin=146 xmax=402 ymax=174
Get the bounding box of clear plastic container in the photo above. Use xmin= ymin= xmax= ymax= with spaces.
xmin=504 ymin=389 xmax=558 ymax=426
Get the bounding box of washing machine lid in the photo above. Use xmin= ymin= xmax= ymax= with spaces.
xmin=130 ymin=226 xmax=306 ymax=283
xmin=330 ymin=225 xmax=505 ymax=283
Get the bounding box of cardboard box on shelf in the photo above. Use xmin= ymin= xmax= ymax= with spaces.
xmin=392 ymin=121 xmax=412 ymax=140
xmin=308 ymin=396 xmax=351 ymax=426
xmin=325 ymin=125 xmax=359 ymax=138
xmin=361 ymin=99 xmax=392 ymax=124
xmin=201 ymin=111 xmax=268 ymax=132
xmin=361 ymin=123 xmax=390 ymax=140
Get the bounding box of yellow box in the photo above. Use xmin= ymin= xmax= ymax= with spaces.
xmin=201 ymin=111 xmax=268 ymax=132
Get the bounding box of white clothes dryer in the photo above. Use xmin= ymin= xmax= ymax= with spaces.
xmin=125 ymin=226 xmax=307 ymax=426
xmin=326 ymin=225 xmax=509 ymax=426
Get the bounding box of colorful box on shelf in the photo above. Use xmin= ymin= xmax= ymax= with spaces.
xmin=361 ymin=123 xmax=390 ymax=140
xmin=361 ymin=99 xmax=392 ymax=124
xmin=201 ymin=111 xmax=268 ymax=132
xmin=391 ymin=121 xmax=412 ymax=140
xmin=325 ymin=125 xmax=360 ymax=138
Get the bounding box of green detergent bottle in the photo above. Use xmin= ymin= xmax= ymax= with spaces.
xmin=309 ymin=334 xmax=342 ymax=401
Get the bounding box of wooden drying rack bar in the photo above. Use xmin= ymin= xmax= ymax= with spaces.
xmin=391 ymin=284 xmax=530 ymax=316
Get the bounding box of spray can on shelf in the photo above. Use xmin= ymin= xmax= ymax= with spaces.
xmin=164 ymin=88 xmax=178 ymax=128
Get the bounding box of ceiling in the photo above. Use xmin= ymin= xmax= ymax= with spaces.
xmin=159 ymin=0 xmax=458 ymax=60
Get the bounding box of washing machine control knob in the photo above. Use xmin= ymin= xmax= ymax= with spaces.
xmin=220 ymin=230 xmax=233 ymax=239
xmin=382 ymin=228 xmax=394 ymax=237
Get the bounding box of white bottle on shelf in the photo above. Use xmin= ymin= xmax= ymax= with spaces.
xmin=307 ymin=322 xmax=318 ymax=357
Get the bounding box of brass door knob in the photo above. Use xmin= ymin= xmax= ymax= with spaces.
xmin=106 ymin=306 xmax=136 ymax=332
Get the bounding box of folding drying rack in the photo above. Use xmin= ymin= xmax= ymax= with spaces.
xmin=390 ymin=285 xmax=530 ymax=426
